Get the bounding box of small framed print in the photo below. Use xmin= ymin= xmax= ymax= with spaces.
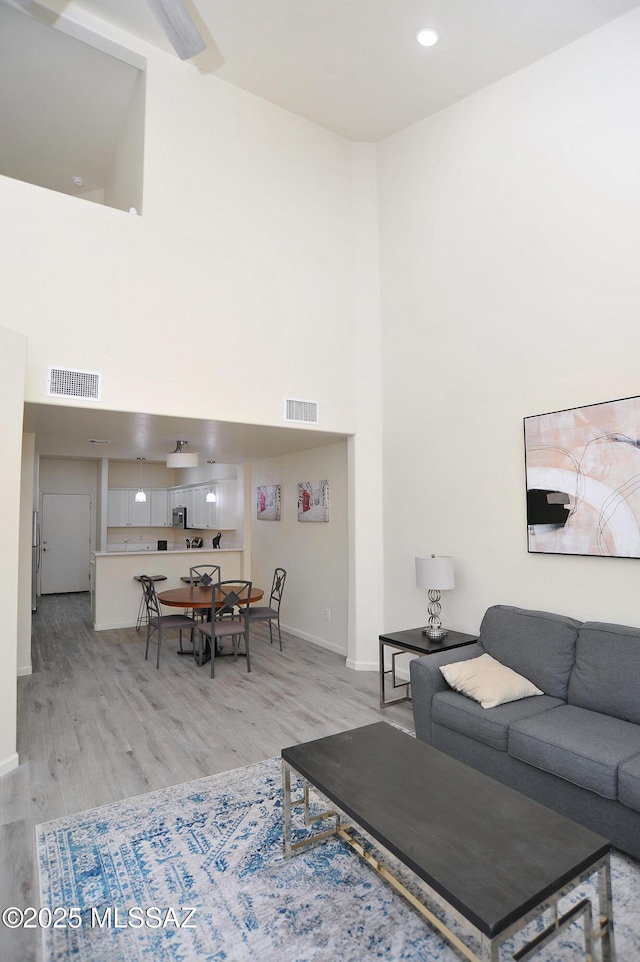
xmin=297 ymin=480 xmax=329 ymax=522
xmin=257 ymin=484 xmax=281 ymax=520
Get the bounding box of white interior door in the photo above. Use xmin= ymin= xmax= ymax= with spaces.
xmin=41 ymin=493 xmax=91 ymax=594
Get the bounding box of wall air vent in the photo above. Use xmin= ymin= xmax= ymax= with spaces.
xmin=284 ymin=398 xmax=319 ymax=424
xmin=47 ymin=366 xmax=102 ymax=401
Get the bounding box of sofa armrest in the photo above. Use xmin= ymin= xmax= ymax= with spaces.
xmin=410 ymin=642 xmax=482 ymax=744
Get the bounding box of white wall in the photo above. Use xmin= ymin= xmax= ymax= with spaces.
xmin=250 ymin=442 xmax=349 ymax=654
xmin=0 ymin=325 xmax=27 ymax=775
xmin=0 ymin=43 xmax=356 ymax=436
xmin=104 ymin=68 xmax=145 ymax=213
xmin=18 ymin=434 xmax=35 ymax=676
xmin=378 ymin=8 xmax=640 ymax=642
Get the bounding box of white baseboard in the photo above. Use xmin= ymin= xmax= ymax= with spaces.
xmin=282 ymin=624 xmax=347 ymax=658
xmin=94 ymin=620 xmax=137 ymax=631
xmin=0 ymin=752 xmax=19 ymax=778
xmin=345 ymin=657 xmax=378 ymax=672
xmin=17 ymin=665 xmax=33 ymax=676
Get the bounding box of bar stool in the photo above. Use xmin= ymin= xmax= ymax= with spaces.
xmin=134 ymin=574 xmax=167 ymax=631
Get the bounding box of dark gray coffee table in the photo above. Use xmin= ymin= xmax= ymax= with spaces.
xmin=282 ymin=722 xmax=616 ymax=962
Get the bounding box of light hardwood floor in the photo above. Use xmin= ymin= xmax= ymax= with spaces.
xmin=1 ymin=592 xmax=413 ymax=961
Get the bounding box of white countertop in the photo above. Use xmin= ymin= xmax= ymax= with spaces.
xmin=94 ymin=546 xmax=244 ymax=557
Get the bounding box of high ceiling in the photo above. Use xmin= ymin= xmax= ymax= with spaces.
xmin=5 ymin=0 xmax=640 ymax=141
xmin=9 ymin=0 xmax=640 ymax=463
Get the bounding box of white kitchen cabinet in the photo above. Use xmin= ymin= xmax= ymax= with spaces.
xmin=107 ymin=489 xmax=129 ymax=526
xmin=150 ymin=489 xmax=170 ymax=526
xmin=169 ymin=488 xmax=186 ymax=511
xmin=107 ymin=489 xmax=151 ymax=527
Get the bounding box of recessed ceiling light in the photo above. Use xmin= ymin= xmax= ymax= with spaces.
xmin=72 ymin=176 xmax=84 ymax=187
xmin=416 ymin=28 xmax=439 ymax=48
xmin=88 ymin=438 xmax=111 ymax=444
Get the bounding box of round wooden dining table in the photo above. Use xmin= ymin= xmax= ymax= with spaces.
xmin=157 ymin=584 xmax=264 ymax=610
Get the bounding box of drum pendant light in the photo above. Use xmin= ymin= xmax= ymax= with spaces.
xmin=166 ymin=440 xmax=199 ymax=468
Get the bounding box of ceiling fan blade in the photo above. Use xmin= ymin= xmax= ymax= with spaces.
xmin=145 ymin=0 xmax=206 ymax=60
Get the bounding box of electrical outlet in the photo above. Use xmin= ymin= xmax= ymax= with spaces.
xmin=139 ymin=534 xmax=144 ymax=541
xmin=325 ymin=608 xmax=331 ymax=621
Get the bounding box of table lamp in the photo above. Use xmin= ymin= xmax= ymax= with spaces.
xmin=415 ymin=555 xmax=455 ymax=640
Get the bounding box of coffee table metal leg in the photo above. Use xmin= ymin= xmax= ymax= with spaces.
xmin=479 ymin=936 xmax=499 ymax=962
xmin=282 ymin=761 xmax=293 ymax=858
xmin=282 ymin=761 xmax=343 ymax=858
xmin=597 ymin=856 xmax=616 ymax=961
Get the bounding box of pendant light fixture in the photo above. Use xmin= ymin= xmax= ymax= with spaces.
xmin=166 ymin=439 xmax=199 ymax=468
xmin=134 ymin=457 xmax=147 ymax=503
xmin=206 ymin=460 xmax=217 ymax=502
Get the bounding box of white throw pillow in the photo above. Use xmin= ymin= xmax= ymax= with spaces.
xmin=439 ymin=653 xmax=543 ymax=709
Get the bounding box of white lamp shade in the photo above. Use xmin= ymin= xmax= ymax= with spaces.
xmin=415 ymin=556 xmax=455 ymax=590
xmin=166 ymin=452 xmax=199 ymax=468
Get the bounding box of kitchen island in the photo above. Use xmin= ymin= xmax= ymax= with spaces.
xmin=91 ymin=547 xmax=245 ymax=630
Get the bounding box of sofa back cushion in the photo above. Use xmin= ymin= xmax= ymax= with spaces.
xmin=568 ymin=621 xmax=640 ymax=724
xmin=478 ymin=605 xmax=580 ymax=700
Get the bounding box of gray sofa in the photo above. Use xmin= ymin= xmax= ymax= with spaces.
xmin=410 ymin=604 xmax=640 ymax=859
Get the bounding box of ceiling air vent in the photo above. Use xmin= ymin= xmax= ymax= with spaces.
xmin=47 ymin=366 xmax=102 ymax=401
xmin=284 ymin=398 xmax=319 ymax=424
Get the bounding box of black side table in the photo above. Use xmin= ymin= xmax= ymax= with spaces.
xmin=379 ymin=627 xmax=478 ymax=708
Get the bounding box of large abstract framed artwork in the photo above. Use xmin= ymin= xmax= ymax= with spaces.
xmin=524 ymin=395 xmax=640 ymax=558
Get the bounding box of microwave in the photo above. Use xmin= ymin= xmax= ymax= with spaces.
xmin=172 ymin=506 xmax=187 ymax=528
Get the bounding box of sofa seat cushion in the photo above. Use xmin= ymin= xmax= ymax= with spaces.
xmin=568 ymin=621 xmax=640 ymax=724
xmin=477 ymin=605 xmax=579 ymax=699
xmin=432 ymin=690 xmax=563 ymax=751
xmin=509 ymin=704 xmax=640 ymax=799
xmin=619 ymin=754 xmax=640 ymax=814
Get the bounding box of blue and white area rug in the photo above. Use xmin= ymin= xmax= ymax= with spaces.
xmin=38 ymin=756 xmax=640 ymax=962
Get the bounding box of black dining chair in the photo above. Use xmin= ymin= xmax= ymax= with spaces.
xmin=139 ymin=574 xmax=197 ymax=669
xmin=188 ymin=564 xmax=221 ymax=620
xmin=188 ymin=564 xmax=221 ymax=587
xmin=196 ymin=580 xmax=252 ymax=678
xmin=245 ymin=567 xmax=287 ymax=650
xmin=133 ymin=573 xmax=167 ymax=631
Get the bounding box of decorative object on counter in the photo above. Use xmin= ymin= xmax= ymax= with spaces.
xmin=190 ymin=537 xmax=203 ymax=548
xmin=415 ymin=554 xmax=455 ymax=640
xmin=212 ymin=532 xmax=222 ymax=549
xmin=257 ymin=483 xmax=281 ymax=520
xmin=297 ymin=479 xmax=329 ymax=522
xmin=157 ymin=540 xmax=167 ymax=551
xmin=134 ymin=457 xmax=147 ymax=502
xmin=206 ymin=460 xmax=218 ymax=502
xmin=166 ymin=439 xmax=199 ymax=468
